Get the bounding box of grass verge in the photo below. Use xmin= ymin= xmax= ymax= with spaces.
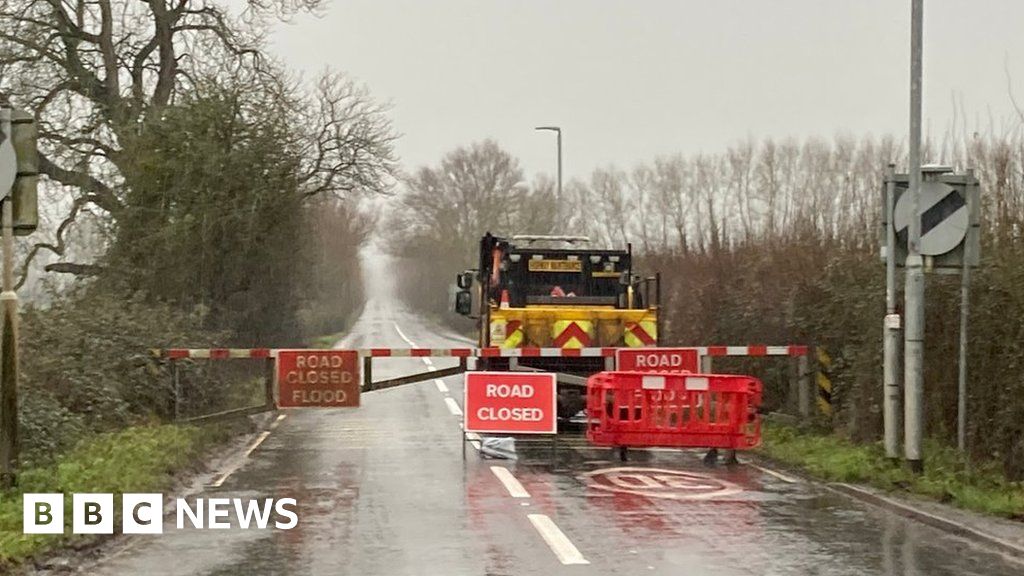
xmin=758 ymin=423 xmax=1024 ymax=520
xmin=0 ymin=422 xmax=240 ymax=569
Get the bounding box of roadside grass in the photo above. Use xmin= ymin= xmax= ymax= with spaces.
xmin=758 ymin=423 xmax=1024 ymax=519
xmin=0 ymin=423 xmax=239 ymax=569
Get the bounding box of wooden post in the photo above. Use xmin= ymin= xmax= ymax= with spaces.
xmin=173 ymin=361 xmax=182 ymax=421
xmin=798 ymin=354 xmax=811 ymax=418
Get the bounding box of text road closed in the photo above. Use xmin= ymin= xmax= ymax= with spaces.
xmin=464 ymin=372 xmax=556 ymax=434
xmin=277 ymin=350 xmax=360 ymax=408
xmin=616 ymin=347 xmax=699 ymax=373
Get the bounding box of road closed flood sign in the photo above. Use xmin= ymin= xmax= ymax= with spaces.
xmin=464 ymin=372 xmax=556 ymax=434
xmin=277 ymin=350 xmax=360 ymax=408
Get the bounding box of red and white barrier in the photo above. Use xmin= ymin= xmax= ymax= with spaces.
xmin=154 ymin=345 xmax=809 ymax=360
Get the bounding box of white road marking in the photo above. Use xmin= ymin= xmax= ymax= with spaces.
xmin=244 ymin=431 xmax=272 ymax=457
xmin=427 ymin=365 xmax=437 ymax=371
xmin=490 ymin=466 xmax=530 ymax=498
xmin=422 ymin=357 xmax=434 ymax=367
xmin=747 ymin=462 xmax=799 ymax=483
xmin=434 ymin=379 xmax=449 ymax=393
xmin=393 ymin=323 xmax=418 ymax=347
xmin=445 ymin=397 xmax=463 ymax=416
xmin=211 ymin=431 xmax=272 ymax=488
xmin=527 ymin=514 xmax=590 ymax=565
xmin=275 ymin=414 xmax=287 ymax=422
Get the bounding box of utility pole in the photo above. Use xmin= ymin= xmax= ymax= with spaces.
xmin=0 ymin=108 xmax=18 ymax=487
xmin=904 ymin=0 xmax=925 ymax=474
xmin=535 ymin=126 xmax=562 ymax=221
xmin=0 ymin=105 xmax=37 ymax=488
xmin=883 ymin=165 xmax=901 ymax=460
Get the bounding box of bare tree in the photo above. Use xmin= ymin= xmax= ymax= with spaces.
xmin=0 ymin=0 xmax=396 ymax=283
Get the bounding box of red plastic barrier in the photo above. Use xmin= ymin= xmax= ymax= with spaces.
xmin=586 ymin=371 xmax=763 ymax=450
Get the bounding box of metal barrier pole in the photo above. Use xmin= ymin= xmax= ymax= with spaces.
xmin=363 ymin=357 xmax=373 ymax=392
xmin=264 ymin=356 xmax=275 ymax=410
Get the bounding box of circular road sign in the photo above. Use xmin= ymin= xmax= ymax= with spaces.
xmin=580 ymin=467 xmax=742 ymax=501
xmin=894 ymin=180 xmax=968 ymax=256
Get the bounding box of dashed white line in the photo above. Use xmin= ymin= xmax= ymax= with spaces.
xmin=422 ymin=357 xmax=434 ymax=367
xmin=527 ymin=514 xmax=590 ymax=565
xmin=444 ymin=397 xmax=463 ymax=416
xmin=434 ymin=379 xmax=449 ymax=393
xmin=490 ymin=466 xmax=530 ymax=498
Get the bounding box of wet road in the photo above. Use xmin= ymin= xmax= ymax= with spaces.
xmin=82 ymin=258 xmax=1024 ymax=576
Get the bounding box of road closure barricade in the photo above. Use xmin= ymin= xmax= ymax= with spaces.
xmin=586 ymin=371 xmax=763 ymax=450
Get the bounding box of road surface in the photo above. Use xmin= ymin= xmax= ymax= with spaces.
xmin=79 ymin=257 xmax=1023 ymax=576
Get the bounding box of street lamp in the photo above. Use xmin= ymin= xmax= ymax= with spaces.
xmin=535 ymin=126 xmax=562 ymax=219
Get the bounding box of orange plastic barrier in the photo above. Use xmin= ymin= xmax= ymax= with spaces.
xmin=586 ymin=371 xmax=763 ymax=450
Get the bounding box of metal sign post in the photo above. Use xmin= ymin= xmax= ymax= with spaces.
xmin=883 ymin=165 xmax=901 ymax=460
xmin=957 ymin=170 xmax=978 ymax=452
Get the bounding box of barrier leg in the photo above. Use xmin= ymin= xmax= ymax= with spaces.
xmin=264 ymin=356 xmax=275 ymax=410
xmin=363 ymin=356 xmax=373 ymax=392
xmin=618 ymin=446 xmax=628 ymax=462
xmin=724 ymin=449 xmax=738 ymax=466
xmin=550 ymin=432 xmax=557 ymax=470
xmin=703 ymin=448 xmax=719 ymax=466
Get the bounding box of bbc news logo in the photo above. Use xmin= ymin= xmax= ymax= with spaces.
xmin=23 ymin=494 xmax=298 ymax=534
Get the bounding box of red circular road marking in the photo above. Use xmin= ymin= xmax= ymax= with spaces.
xmin=580 ymin=467 xmax=742 ymax=501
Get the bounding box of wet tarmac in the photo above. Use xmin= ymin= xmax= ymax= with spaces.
xmin=77 ymin=258 xmax=1024 ymax=576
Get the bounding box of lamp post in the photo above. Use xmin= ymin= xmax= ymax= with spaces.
xmin=535 ymin=126 xmax=562 ymax=220
xmin=904 ymin=0 xmax=925 ymax=474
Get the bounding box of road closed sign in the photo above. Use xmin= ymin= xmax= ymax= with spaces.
xmin=464 ymin=372 xmax=556 ymax=434
xmin=616 ymin=348 xmax=699 ymax=373
xmin=277 ymin=350 xmax=360 ymax=408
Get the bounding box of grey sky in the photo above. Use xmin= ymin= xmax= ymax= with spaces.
xmin=264 ymin=0 xmax=1024 ymax=181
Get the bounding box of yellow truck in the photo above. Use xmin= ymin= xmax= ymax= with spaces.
xmin=453 ymin=233 xmax=660 ymax=418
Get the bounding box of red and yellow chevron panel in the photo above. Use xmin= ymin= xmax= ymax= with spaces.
xmin=552 ymin=320 xmax=593 ymax=349
xmin=624 ymin=320 xmax=657 ymax=347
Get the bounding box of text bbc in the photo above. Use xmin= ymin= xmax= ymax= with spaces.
xmin=23 ymin=494 xmax=298 ymax=534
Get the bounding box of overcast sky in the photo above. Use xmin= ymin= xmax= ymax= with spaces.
xmin=263 ymin=0 xmax=1024 ymax=182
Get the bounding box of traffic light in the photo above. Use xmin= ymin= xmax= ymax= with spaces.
xmin=9 ymin=109 xmax=37 ymax=236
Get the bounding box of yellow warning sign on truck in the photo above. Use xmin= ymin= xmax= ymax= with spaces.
xmin=528 ymin=259 xmax=582 ymax=272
